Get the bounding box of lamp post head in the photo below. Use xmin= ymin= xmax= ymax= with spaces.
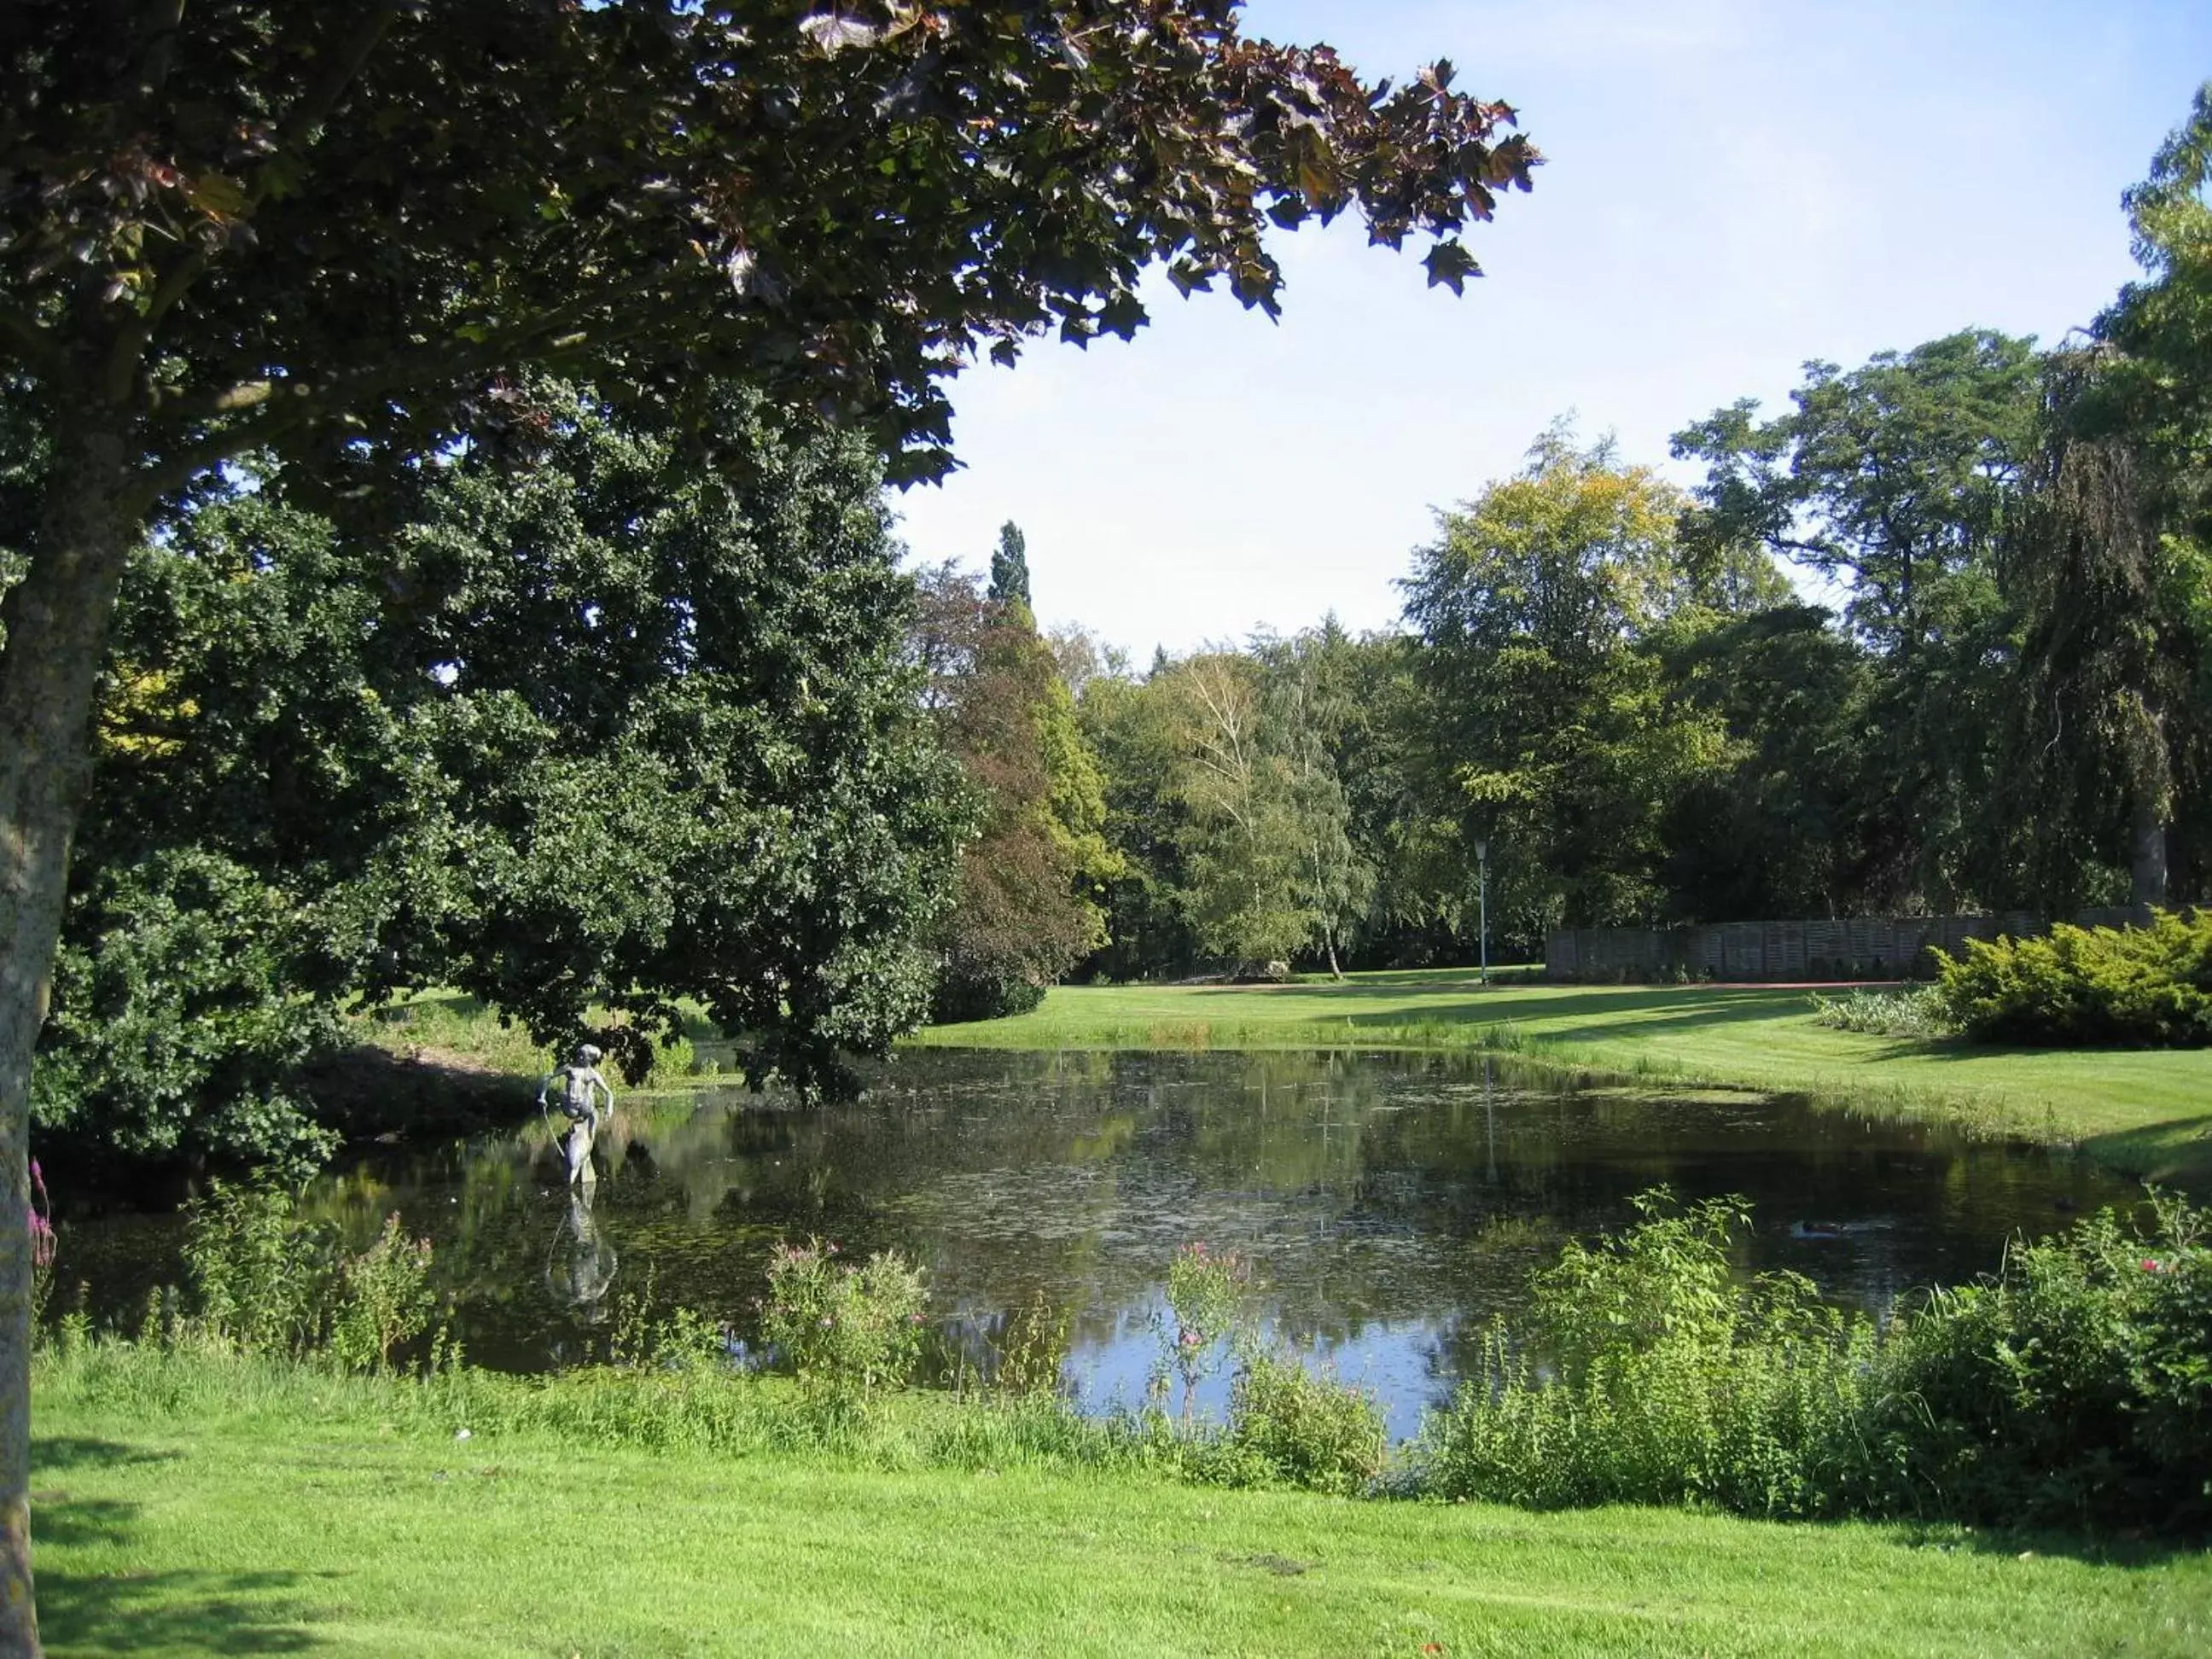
xmin=1476 ymin=840 xmax=1489 ymax=864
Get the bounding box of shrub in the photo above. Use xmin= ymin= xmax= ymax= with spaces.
xmin=183 ymin=1179 xmax=335 ymax=1358
xmin=760 ymin=1240 xmax=928 ymax=1402
xmin=328 ymin=1213 xmax=438 ymax=1372
xmin=1936 ymin=908 xmax=2212 ymax=1045
xmin=1809 ymin=983 xmax=1956 ymax=1039
xmin=1227 ymin=1351 xmax=1386 ymax=1494
xmin=1412 ymin=1187 xmax=2212 ymax=1533
xmin=32 ymin=849 xmax=345 ymax=1176
xmin=1416 ymin=1190 xmax=1877 ymax=1516
xmin=183 ymin=1183 xmax=446 ymax=1372
xmin=1867 ymin=1192 xmax=2212 ymax=1529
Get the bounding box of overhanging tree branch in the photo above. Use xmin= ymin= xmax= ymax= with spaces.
xmin=105 ymin=3 xmax=411 ymax=401
xmin=137 ymin=300 xmax=672 ymax=502
xmin=0 ymin=300 xmax=67 ymax=382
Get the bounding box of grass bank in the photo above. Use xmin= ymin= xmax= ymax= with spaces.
xmin=905 ymin=974 xmax=2212 ymax=1183
xmin=33 ymin=1345 xmax=2212 ymax=1657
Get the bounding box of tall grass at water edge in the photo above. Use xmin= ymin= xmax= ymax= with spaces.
xmin=52 ymin=1179 xmax=2212 ymax=1535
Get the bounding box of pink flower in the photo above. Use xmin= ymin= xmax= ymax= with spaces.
xmin=2143 ymin=1258 xmax=2163 ymax=1272
xmin=26 ymin=1160 xmax=53 ymax=1271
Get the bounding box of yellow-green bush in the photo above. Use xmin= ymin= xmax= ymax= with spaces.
xmin=1936 ymin=909 xmax=2212 ymax=1045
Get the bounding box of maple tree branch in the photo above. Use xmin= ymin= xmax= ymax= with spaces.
xmin=106 ymin=3 xmax=410 ymax=400
xmin=137 ymin=300 xmax=668 ymax=502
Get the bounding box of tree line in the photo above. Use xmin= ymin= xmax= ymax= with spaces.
xmin=931 ymin=92 xmax=2212 ymax=1001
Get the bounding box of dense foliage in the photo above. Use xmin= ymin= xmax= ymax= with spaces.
xmin=1416 ymin=1189 xmax=2212 ymax=1534
xmin=181 ymin=1180 xmax=436 ymax=1371
xmin=34 ymin=385 xmax=966 ymax=1169
xmin=1937 ymin=909 xmax=2212 ymax=1046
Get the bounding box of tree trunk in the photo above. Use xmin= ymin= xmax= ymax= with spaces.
xmin=0 ymin=410 xmax=140 ymax=1657
xmin=2130 ymin=795 xmax=2170 ymax=911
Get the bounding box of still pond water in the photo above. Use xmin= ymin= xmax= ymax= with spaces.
xmin=64 ymin=1049 xmax=2143 ymax=1440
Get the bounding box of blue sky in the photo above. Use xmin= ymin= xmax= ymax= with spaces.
xmin=889 ymin=1 xmax=2212 ymax=660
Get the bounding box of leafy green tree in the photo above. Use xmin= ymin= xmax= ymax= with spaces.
xmin=1674 ymin=335 xmax=2042 ymax=908
xmin=1252 ymin=625 xmax=1374 ymax=977
xmin=1673 ymin=332 xmax=2040 ymax=656
xmin=1402 ymin=428 xmax=1733 ymax=946
xmin=1 ymin=8 xmax=1535 ymax=1632
xmin=912 ymin=566 xmax=1111 ymax=1019
xmin=1080 ymin=664 xmax=1202 ymax=981
xmin=989 ymin=521 xmax=1033 ymax=610
xmin=2011 ymin=83 xmax=2212 ymax=907
xmin=1655 ymin=604 xmax=1880 ymax=920
xmin=1159 ymin=652 xmax=1313 ymax=967
xmin=40 ymin=384 xmax=966 ymax=1170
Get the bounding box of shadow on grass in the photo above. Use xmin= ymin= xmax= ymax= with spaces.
xmin=1887 ymin=1518 xmax=2206 ymax=1570
xmin=1225 ymin=983 xmax=1813 ymax=1033
xmin=2081 ymin=1117 xmax=2212 ymax=1186
xmin=30 ymin=1441 xmax=328 ymax=1653
xmin=33 ymin=1437 xmax=180 ymax=1476
xmin=39 ymin=1566 xmax=323 ymax=1653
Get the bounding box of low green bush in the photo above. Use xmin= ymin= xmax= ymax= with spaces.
xmin=1871 ymin=1192 xmax=2212 ymax=1528
xmin=327 ymin=1213 xmax=438 ymax=1372
xmin=1809 ymin=983 xmax=1956 ymax=1039
xmin=1937 ymin=908 xmax=2212 ymax=1045
xmin=1226 ymin=1351 xmax=1386 ymax=1495
xmin=1414 ymin=1191 xmax=1877 ymax=1516
xmin=183 ymin=1178 xmax=334 ymax=1358
xmin=760 ymin=1239 xmax=928 ymax=1405
xmin=183 ymin=1180 xmax=439 ymax=1370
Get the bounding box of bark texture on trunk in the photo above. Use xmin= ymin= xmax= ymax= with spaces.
xmin=2130 ymin=798 xmax=2171 ymax=911
xmin=0 ymin=413 xmax=139 ymax=1658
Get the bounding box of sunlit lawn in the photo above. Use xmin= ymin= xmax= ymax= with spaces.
xmin=36 ymin=1400 xmax=2212 ymax=1658
xmin=906 ymin=973 xmax=2212 ymax=1181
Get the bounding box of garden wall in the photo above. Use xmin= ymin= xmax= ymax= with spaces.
xmin=1544 ymin=907 xmax=2143 ymax=983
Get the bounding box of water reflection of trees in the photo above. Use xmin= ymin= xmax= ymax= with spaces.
xmin=73 ymin=1049 xmax=2143 ymax=1390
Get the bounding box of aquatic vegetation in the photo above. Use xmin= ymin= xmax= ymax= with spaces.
xmin=760 ymin=1239 xmax=929 ymax=1409
xmin=1808 ymin=983 xmax=1957 ymax=1039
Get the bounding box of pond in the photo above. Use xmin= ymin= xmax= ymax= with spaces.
xmin=55 ymin=1049 xmax=2145 ymax=1441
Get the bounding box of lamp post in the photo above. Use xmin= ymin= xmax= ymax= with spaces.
xmin=1476 ymin=838 xmax=1490 ymax=987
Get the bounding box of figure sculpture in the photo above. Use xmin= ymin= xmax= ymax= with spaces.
xmin=538 ymin=1043 xmax=614 ymax=1185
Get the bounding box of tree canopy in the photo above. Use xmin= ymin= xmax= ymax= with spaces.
xmin=38 ymin=382 xmax=965 ymax=1172
xmin=2 ymin=8 xmax=1541 ymax=1644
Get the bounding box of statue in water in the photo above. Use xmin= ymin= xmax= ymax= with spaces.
xmin=538 ymin=1043 xmax=614 ymax=1185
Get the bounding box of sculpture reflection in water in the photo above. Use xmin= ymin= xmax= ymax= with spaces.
xmin=546 ymin=1184 xmax=620 ymax=1320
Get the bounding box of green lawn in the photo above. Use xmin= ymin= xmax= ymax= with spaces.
xmin=35 ymin=1390 xmax=2212 ymax=1657
xmin=905 ymin=974 xmax=2212 ymax=1182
